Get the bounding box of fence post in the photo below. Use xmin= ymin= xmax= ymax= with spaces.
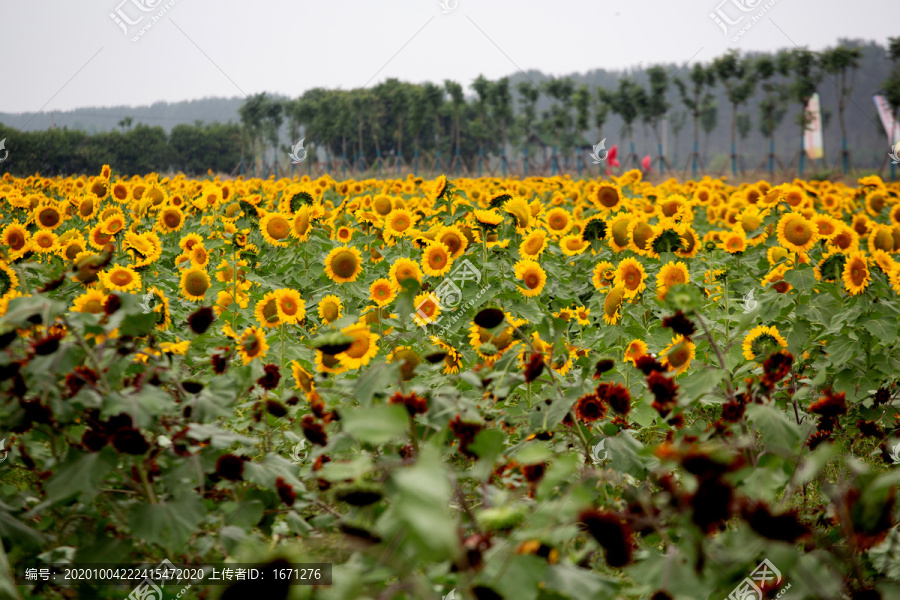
xmin=523 ymin=147 xmax=528 ymax=178
xmin=551 ymin=145 xmax=558 ymax=176
xmin=477 ymin=147 xmax=483 ymax=178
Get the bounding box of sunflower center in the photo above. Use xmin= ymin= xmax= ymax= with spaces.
xmin=332 ymin=251 xmax=358 ymax=278
xmin=262 ymin=300 xmax=279 ymax=323
xmin=632 ymin=222 xmax=654 ymax=249
xmin=667 ymin=342 xmax=690 ymax=367
xmin=442 ymin=235 xmax=461 ymax=254
xmin=849 ymin=262 xmax=867 ymax=286
xmin=523 ymin=271 xmax=541 ymax=289
xmin=750 ymin=334 xmax=779 ymax=359
xmin=785 ymin=218 xmax=812 ymax=246
xmin=65 ymin=244 xmax=83 ymax=260
xmin=323 ymin=303 xmax=339 ymax=321
xmin=599 ymin=188 xmax=619 ymax=208
xmin=267 ymin=217 xmax=290 ymax=240
xmin=91 ymin=181 xmax=107 ymax=198
xmin=184 ymin=272 xmax=209 ymax=297
xmin=79 ymin=200 xmax=94 ymax=217
xmin=280 ymin=299 xmax=298 ymax=316
xmin=84 ymin=300 xmax=103 ymax=314
xmin=163 ymin=210 xmax=181 ymax=228
xmin=7 ymin=232 xmax=24 ymax=250
xmin=346 ymin=334 xmax=370 ymax=358
xmin=243 ymin=335 xmax=261 ymax=355
xmin=293 ymin=212 xmax=310 ymax=236
xmin=392 ymin=215 xmax=410 ymax=231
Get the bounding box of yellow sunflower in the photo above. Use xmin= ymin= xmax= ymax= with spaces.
xmin=369 ymin=279 xmax=397 ymax=307
xmin=336 ymin=323 xmax=380 ymax=369
xmin=180 ymin=267 xmax=210 ymax=301
xmin=422 ymin=242 xmax=453 ymax=277
xmin=237 ymin=326 xmax=269 ymax=365
xmin=71 ymin=289 xmax=107 ymax=314
xmin=389 ymin=257 xmax=422 ymax=286
xmin=776 ymin=213 xmax=819 ymax=253
xmin=101 ymin=265 xmax=141 ymax=293
xmin=0 ymin=262 xmax=19 ymax=299
xmin=842 ymin=251 xmax=870 ymax=296
xmin=291 ymin=360 xmax=316 ymax=396
xmin=602 ymin=285 xmax=627 ymax=325
xmin=624 ymin=339 xmax=648 ymax=365
xmin=660 ymin=335 xmax=696 ymax=375
xmin=519 ymin=229 xmax=549 ymax=259
xmin=324 ymin=246 xmax=363 ymax=283
xmin=656 ymin=261 xmax=690 ymax=300
xmin=255 ymin=291 xmax=282 ymax=328
xmin=742 ymin=326 xmax=788 ymax=361
xmin=513 ymin=259 xmax=547 ymax=298
xmin=614 ymin=258 xmax=647 ymax=298
xmin=274 ymin=289 xmax=306 ymax=324
xmin=260 ymin=211 xmax=292 ymax=247
xmin=317 ymin=294 xmax=343 ymax=324
xmin=157 ymin=206 xmax=185 ymax=232
xmin=591 ymin=260 xmax=616 ymax=290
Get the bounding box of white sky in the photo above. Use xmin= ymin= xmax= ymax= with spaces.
xmin=1 ymin=0 xmax=898 ymax=114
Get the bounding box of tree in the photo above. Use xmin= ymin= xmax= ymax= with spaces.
xmin=779 ymin=48 xmax=823 ymax=172
xmin=670 ymin=110 xmax=686 ymax=167
xmin=820 ymin=45 xmax=863 ymax=171
xmin=674 ymin=64 xmax=716 ymax=174
xmin=755 ymin=55 xmax=789 ymax=174
xmin=541 ymin=77 xmax=575 ymax=171
xmin=593 ymin=87 xmax=610 ymax=144
xmin=471 ymin=75 xmax=493 ymax=173
xmin=572 ymin=84 xmax=591 ymax=172
xmin=700 ymin=100 xmax=718 ymax=162
xmin=607 ymin=77 xmax=644 ymax=168
xmin=515 ymin=80 xmax=540 ymax=174
xmin=712 ymin=50 xmax=756 ymax=176
xmin=490 ymin=77 xmax=514 ymax=175
xmin=641 ymin=66 xmax=671 ymax=172
xmin=238 ymin=93 xmax=269 ymax=175
xmin=422 ymin=82 xmax=446 ymax=169
xmin=883 ymin=38 xmax=900 ymax=138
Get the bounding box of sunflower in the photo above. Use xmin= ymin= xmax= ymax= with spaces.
xmin=179 ymin=233 xmax=204 ymax=253
xmin=291 ymin=206 xmax=313 ymax=241
xmin=623 ymin=339 xmax=648 ymax=365
xmin=255 ymin=291 xmax=282 ymax=328
xmin=324 ymin=246 xmax=363 ymax=283
xmin=157 ymin=206 xmax=184 ymax=232
xmin=559 ymin=233 xmax=590 ymax=256
xmin=519 ymin=229 xmax=548 ymax=259
xmin=591 ymin=260 xmax=616 ymax=290
xmin=389 ymin=257 xmax=422 ymax=287
xmin=71 ymin=288 xmax=107 ymax=314
xmin=761 ymin=265 xmax=792 ymax=294
xmin=31 ymin=230 xmax=58 ymax=254
xmin=180 ymin=267 xmax=210 ymax=301
xmin=742 ymin=326 xmax=788 ymax=361
xmin=384 ymin=208 xmax=417 ymax=239
xmin=842 ymin=251 xmax=870 ymax=296
xmin=867 ymin=224 xmax=896 ymax=254
xmin=101 ymin=213 xmax=126 ymax=236
xmin=428 ymin=175 xmax=448 ymax=202
xmin=316 ymin=349 xmax=349 ymax=374
xmin=504 ymin=196 xmax=534 ymax=232
xmin=237 ymin=326 xmax=269 ymax=365
xmin=614 ymin=258 xmax=647 ymax=298
xmin=388 ymin=346 xmax=423 ymax=381
xmin=34 ymin=203 xmax=64 ymax=230
xmin=590 ymin=182 xmax=623 ymax=212
xmin=258 ymin=211 xmax=292 ymax=247
xmin=810 ymin=213 xmax=839 ymax=242
xmin=317 ymin=294 xmax=343 ymax=324
xmin=627 ymin=218 xmax=656 ymax=256
xmin=336 ymin=323 xmax=379 ymax=369
xmin=412 ymin=293 xmax=442 ymax=326
xmin=674 ymin=224 xmax=701 ymax=258
xmin=513 ymin=259 xmax=547 ymax=298
xmin=602 ymin=285 xmax=627 ymax=325
xmin=369 ymin=279 xmax=397 ymax=307
xmin=776 ymin=213 xmax=819 ymax=253
xmin=214 ymin=289 xmax=249 ymax=316
xmin=1 ymin=223 xmax=30 ymax=256
xmin=828 ymin=225 xmax=859 ymax=253
xmin=573 ymin=305 xmax=591 ymax=326
xmin=720 ymin=229 xmax=747 ymax=254
xmin=430 ymin=336 xmax=462 ymax=374
xmin=468 ymin=318 xmax=522 ymax=364
xmin=101 ymin=265 xmax=141 ymax=293
xmin=656 ymin=261 xmax=690 ymax=300
xmin=333 ymin=225 xmax=354 ymax=244
xmin=865 ymin=189 xmax=889 ymax=217
xmin=275 ymin=289 xmax=306 ymax=324
xmin=214 ymin=259 xmax=248 ymax=285
xmin=422 ymin=242 xmax=453 ymax=277
xmin=660 ymin=335 xmax=696 ymax=375
xmin=291 ymin=360 xmax=316 ymax=396
xmin=544 ymin=207 xmax=572 ymax=237
xmin=435 ymin=225 xmax=468 ymax=258
xmin=0 ymin=262 xmax=19 ymax=299
xmin=189 ymin=243 xmax=210 ymax=268
xmin=473 ymin=209 xmax=503 ymax=229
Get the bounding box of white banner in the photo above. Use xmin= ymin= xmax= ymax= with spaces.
xmin=804 ymin=93 xmax=824 ymax=160
xmin=873 ymin=94 xmax=900 ymax=143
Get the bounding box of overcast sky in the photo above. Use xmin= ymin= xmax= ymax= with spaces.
xmin=1 ymin=0 xmax=898 ymax=115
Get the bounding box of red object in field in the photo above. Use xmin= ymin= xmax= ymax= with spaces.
xmin=605 ymin=145 xmax=620 ymax=174
xmin=642 ymin=155 xmax=651 ymax=172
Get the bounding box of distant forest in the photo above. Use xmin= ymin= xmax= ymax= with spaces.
xmin=2 ymin=38 xmax=899 ymax=178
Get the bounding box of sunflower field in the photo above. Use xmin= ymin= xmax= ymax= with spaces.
xmin=2 ymin=168 xmax=900 ymax=600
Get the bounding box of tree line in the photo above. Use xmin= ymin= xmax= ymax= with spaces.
xmin=1 ymin=40 xmax=899 ymax=178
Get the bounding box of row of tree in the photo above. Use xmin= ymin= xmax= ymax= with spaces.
xmin=238 ymin=40 xmax=900 ymax=177
xmin=0 ymin=121 xmax=243 ymax=177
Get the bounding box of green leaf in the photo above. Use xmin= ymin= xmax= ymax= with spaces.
xmin=45 ymin=448 xmax=119 ymax=503
xmin=545 ymin=563 xmax=620 ymax=599
xmin=342 ymin=404 xmax=409 ymax=446
xmin=127 ymin=494 xmax=205 ymax=551
xmin=745 ymin=403 xmax=802 ymax=456
xmin=119 ymin=311 xmax=158 ymax=337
